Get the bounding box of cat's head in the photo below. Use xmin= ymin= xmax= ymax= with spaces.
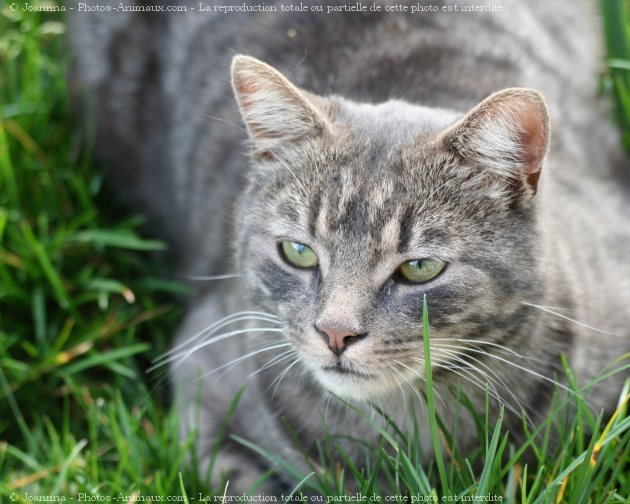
xmin=230 ymin=55 xmax=549 ymax=401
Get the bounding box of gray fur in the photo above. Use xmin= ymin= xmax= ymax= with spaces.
xmin=70 ymin=0 xmax=630 ymax=495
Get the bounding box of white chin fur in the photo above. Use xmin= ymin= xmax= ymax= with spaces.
xmin=313 ymin=368 xmax=401 ymax=402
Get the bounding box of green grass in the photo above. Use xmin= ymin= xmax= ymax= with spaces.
xmin=602 ymin=0 xmax=630 ymax=149
xmin=234 ymin=305 xmax=629 ymax=502
xmin=1 ymin=1 xmax=629 ymax=503
xmin=0 ymin=2 xmax=204 ymax=499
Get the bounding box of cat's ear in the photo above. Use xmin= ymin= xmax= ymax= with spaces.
xmin=441 ymin=88 xmax=550 ymax=196
xmin=231 ymin=55 xmax=329 ymax=158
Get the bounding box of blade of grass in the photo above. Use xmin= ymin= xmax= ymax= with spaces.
xmin=59 ymin=343 xmax=149 ymax=376
xmin=0 ymin=117 xmax=20 ymax=205
xmin=20 ymin=221 xmax=70 ymax=309
xmin=51 ymin=438 xmax=87 ymax=496
xmin=178 ymin=472 xmax=191 ymax=504
xmin=284 ymin=472 xmax=316 ymax=502
xmin=70 ymin=229 xmax=167 ymax=251
xmin=421 ymin=295 xmax=450 ymax=496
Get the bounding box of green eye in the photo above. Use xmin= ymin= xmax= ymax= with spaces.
xmin=398 ymin=259 xmax=445 ymax=283
xmin=280 ymin=241 xmax=319 ymax=269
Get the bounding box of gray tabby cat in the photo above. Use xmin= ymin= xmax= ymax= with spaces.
xmin=70 ymin=0 xmax=630 ymax=495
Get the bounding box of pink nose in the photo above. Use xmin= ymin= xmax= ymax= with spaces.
xmin=316 ymin=325 xmax=366 ymax=355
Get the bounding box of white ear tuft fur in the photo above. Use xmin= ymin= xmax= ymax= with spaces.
xmin=443 ymin=88 xmax=550 ymax=195
xmin=231 ymin=55 xmax=329 ymax=158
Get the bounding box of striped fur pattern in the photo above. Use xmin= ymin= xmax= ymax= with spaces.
xmin=70 ymin=0 xmax=630 ymax=494
xmin=231 ymin=64 xmax=549 ymax=403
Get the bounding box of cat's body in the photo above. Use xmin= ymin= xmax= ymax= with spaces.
xmin=71 ymin=0 xmax=630 ymax=495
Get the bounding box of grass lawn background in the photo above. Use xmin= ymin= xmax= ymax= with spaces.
xmin=1 ymin=1 xmax=629 ymax=502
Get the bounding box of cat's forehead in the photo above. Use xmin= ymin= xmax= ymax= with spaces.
xmin=264 ymin=140 xmax=460 ymax=267
xmin=305 ymin=152 xmax=454 ymax=248
xmin=260 ymin=101 xmax=471 ymax=261
xmin=329 ymin=98 xmax=461 ymax=150
xmin=307 ymin=101 xmax=462 ymax=224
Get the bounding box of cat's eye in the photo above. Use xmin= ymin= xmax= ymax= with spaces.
xmin=398 ymin=259 xmax=445 ymax=283
xmin=280 ymin=241 xmax=319 ymax=269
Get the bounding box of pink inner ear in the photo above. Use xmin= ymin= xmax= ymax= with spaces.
xmin=234 ymin=73 xmax=272 ymax=140
xmin=235 ymin=73 xmax=255 ymax=96
xmin=444 ymin=87 xmax=550 ymax=197
xmin=518 ymin=107 xmax=548 ymax=170
xmin=234 ymin=73 xmax=258 ymax=113
xmin=232 ymin=56 xmax=330 ymax=157
xmin=512 ymin=103 xmax=548 ymax=192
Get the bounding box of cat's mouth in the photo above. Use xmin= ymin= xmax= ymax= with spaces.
xmin=315 ymin=361 xmax=386 ymax=400
xmin=322 ymin=362 xmax=375 ymax=379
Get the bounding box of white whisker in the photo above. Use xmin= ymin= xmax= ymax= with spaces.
xmin=153 ymin=312 xmax=281 ymax=364
xmin=431 ymin=346 xmax=534 ymax=424
xmin=388 ymin=363 xmax=424 ymax=412
xmin=248 ymin=349 xmax=297 ymax=380
xmin=152 ymin=326 xmax=284 ymax=372
xmin=425 ymin=349 xmax=529 ymax=423
xmin=198 ymin=342 xmax=292 ymax=380
xmin=204 ymin=114 xmax=246 ymax=131
xmin=434 ymin=361 xmax=522 ymax=420
xmin=271 ymin=357 xmax=302 ymax=397
xmin=521 ymin=301 xmax=623 ymax=336
xmin=155 ymin=310 xmax=281 ymax=363
xmin=386 ymin=363 xmax=409 ymax=402
xmin=392 ymin=359 xmax=445 ymax=408
xmin=434 ymin=343 xmax=572 ymax=395
xmin=431 ymin=338 xmax=541 ymax=363
xmin=188 ymin=273 xmax=243 ymax=281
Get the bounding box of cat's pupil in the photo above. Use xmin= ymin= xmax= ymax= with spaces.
xmin=293 ymin=243 xmax=305 ymax=254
